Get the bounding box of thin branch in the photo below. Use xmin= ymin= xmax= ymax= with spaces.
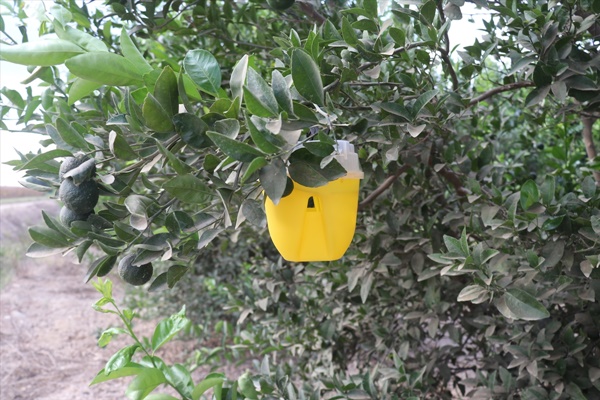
xmin=468 ymin=81 xmax=535 ymax=107
xmin=437 ymin=166 xmax=469 ymax=197
xmin=436 ymin=1 xmax=459 ymax=91
xmin=358 ymin=165 xmax=411 ymax=210
xmin=324 ymin=42 xmax=430 ymax=93
xmin=582 ymin=116 xmax=600 ymax=186
xmin=298 ymin=3 xmax=326 ymax=24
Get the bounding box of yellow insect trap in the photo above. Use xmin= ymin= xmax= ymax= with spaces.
xmin=265 ymin=141 xmax=364 ymax=262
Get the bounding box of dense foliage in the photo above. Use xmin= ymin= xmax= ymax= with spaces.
xmin=1 ymin=0 xmax=600 ymax=398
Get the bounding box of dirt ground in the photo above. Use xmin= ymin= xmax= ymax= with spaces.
xmin=0 ymin=200 xmax=238 ymax=399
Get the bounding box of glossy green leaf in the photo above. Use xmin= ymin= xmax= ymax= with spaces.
xmin=16 ymin=149 xmax=72 ymax=171
xmin=207 ymin=131 xmax=264 ymax=162
xmin=56 ymin=118 xmax=90 ymax=151
xmin=29 ymin=226 xmax=70 ymax=248
xmin=241 ymin=156 xmax=268 ymax=183
xmin=272 ymin=70 xmax=294 ymax=115
xmin=520 ymin=180 xmax=539 ymax=211
xmin=163 ymin=174 xmax=215 ymax=204
xmin=142 ymin=93 xmax=175 ymax=133
xmin=105 ymin=344 xmax=140 ymax=374
xmin=260 ymin=158 xmax=288 ymax=205
xmin=90 ymin=364 xmax=144 ymax=385
xmin=291 ymin=49 xmax=324 ymax=106
xmin=173 ymin=113 xmax=210 ymax=149
xmin=192 ymin=375 xmax=225 ymax=400
xmin=66 ymin=52 xmax=143 ymax=85
xmin=54 ymin=22 xmax=107 ymax=52
xmin=246 ymin=115 xmax=284 ymax=154
xmin=109 ymin=130 xmax=138 ymax=161
xmin=244 ymin=68 xmax=278 ymax=117
xmin=184 ymin=49 xmax=221 ymax=96
xmin=120 ymin=28 xmax=152 ymax=74
xmin=68 ymin=78 xmax=103 ymax=105
xmin=230 ymin=54 xmax=248 ymax=101
xmin=153 ymin=66 xmax=179 ymax=117
xmin=126 ymin=368 xmax=167 ymax=400
xmin=151 ymin=306 xmax=189 ymax=352
xmin=0 ymin=39 xmax=84 ymax=66
xmin=288 ymin=149 xmax=346 ymax=187
xmin=503 ymin=288 xmax=550 ymax=321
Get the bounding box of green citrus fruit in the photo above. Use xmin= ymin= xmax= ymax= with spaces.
xmin=59 ymin=178 xmax=99 ymax=214
xmin=59 ymin=155 xmax=95 ymax=181
xmin=118 ymin=255 xmax=153 ymax=286
xmin=59 ymin=206 xmax=93 ymax=226
xmin=267 ymin=0 xmax=295 ymax=11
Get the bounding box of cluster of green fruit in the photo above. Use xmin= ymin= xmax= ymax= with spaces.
xmin=58 ymin=156 xmax=153 ymax=286
xmin=58 ymin=155 xmax=99 ymax=226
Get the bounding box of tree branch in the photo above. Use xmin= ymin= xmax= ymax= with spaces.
xmin=582 ymin=116 xmax=600 ymax=186
xmin=358 ymin=165 xmax=411 ymax=210
xmin=436 ymin=1 xmax=459 ymax=91
xmin=468 ymin=81 xmax=535 ymax=107
xmin=298 ymin=2 xmax=326 ymax=24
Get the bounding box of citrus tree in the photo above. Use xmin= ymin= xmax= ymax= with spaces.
xmin=1 ymin=0 xmax=600 ymax=398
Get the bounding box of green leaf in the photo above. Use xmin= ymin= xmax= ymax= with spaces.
xmin=0 ymin=39 xmax=84 ymax=66
xmin=66 ymin=52 xmax=143 ymax=85
xmin=26 ymin=242 xmax=67 ymax=258
xmin=540 ymin=175 xmax=555 ymax=205
xmin=291 ymin=49 xmax=324 ymax=106
xmin=29 ymin=226 xmax=70 ymax=248
xmin=167 ymin=265 xmax=188 ymax=288
xmin=341 ymin=17 xmax=359 ymax=47
xmin=156 ymin=142 xmax=190 ymax=175
xmin=241 ymin=156 xmax=268 ymax=183
xmin=68 ymin=78 xmax=103 ymax=105
xmin=238 ymin=199 xmax=266 ymax=228
xmin=411 ymin=89 xmax=438 ymax=118
xmin=54 ymin=22 xmax=107 ymax=52
xmin=207 ymin=131 xmax=264 ymax=162
xmin=173 ymin=113 xmax=210 ymax=149
xmin=90 ymin=364 xmax=144 ymax=385
xmin=503 ymin=288 xmax=550 ymax=321
xmin=16 ymin=149 xmax=72 ymax=171
xmin=443 ymin=235 xmax=465 ymax=256
xmin=244 ymin=68 xmax=279 ymax=117
xmin=126 ymin=368 xmax=167 ymax=400
xmin=520 ymin=180 xmax=539 ymax=211
xmin=120 ymin=28 xmax=152 ymax=74
xmin=184 ymin=49 xmax=221 ymax=96
xmin=272 ymin=70 xmax=294 ymax=115
xmin=260 ymin=158 xmax=288 ymax=205
xmin=151 ymin=306 xmax=190 ymax=352
xmin=142 ymin=93 xmax=175 ymax=133
xmin=230 ymin=54 xmax=248 ymax=101
xmin=163 ymin=175 xmax=215 ymax=204
xmin=524 ymin=85 xmax=550 ymax=107
xmin=109 ymin=130 xmax=138 ymax=161
xmin=105 ymin=344 xmax=140 ymax=374
xmin=146 ymin=395 xmax=180 ymax=400
xmin=288 ymin=149 xmax=347 ymax=187
xmin=192 ymin=375 xmax=225 ymax=400
xmin=581 ymin=175 xmax=596 ymax=198
xmin=457 ymin=285 xmax=488 ymax=302
xmin=246 ymin=115 xmax=284 ymax=154
xmin=56 ymin=118 xmax=90 ymax=150
xmin=153 ymin=66 xmax=179 ymax=117
xmin=237 ymin=373 xmax=258 ymax=400
xmin=98 ymin=327 xmax=127 ymax=348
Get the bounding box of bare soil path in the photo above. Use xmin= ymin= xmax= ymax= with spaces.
xmin=0 ymin=199 xmax=248 ymax=400
xmin=0 ymin=200 xmax=132 ymax=399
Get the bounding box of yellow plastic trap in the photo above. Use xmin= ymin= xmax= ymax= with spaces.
xmin=265 ymin=141 xmax=364 ymax=262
